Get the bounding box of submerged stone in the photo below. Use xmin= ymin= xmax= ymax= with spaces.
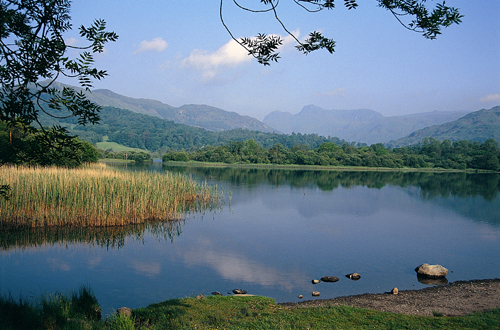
xmin=345 ymin=273 xmax=361 ymax=280
xmin=321 ymin=276 xmax=339 ymax=283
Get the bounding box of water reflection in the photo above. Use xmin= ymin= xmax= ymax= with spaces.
xmin=2 ymin=164 xmax=499 ymax=313
xmin=165 ymin=166 xmax=500 ymax=200
xmin=165 ymin=165 xmax=500 ymax=227
xmin=0 ymin=221 xmax=183 ymax=251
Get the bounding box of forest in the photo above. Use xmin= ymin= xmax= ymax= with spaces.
xmin=163 ymin=137 xmax=500 ymax=172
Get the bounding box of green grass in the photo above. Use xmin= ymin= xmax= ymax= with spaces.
xmin=132 ymin=295 xmax=500 ymax=329
xmin=0 ymin=164 xmax=219 ymax=229
xmin=0 ymin=286 xmax=103 ymax=330
xmin=95 ymin=141 xmax=147 ymax=153
xmin=1 ymin=292 xmax=498 ymax=329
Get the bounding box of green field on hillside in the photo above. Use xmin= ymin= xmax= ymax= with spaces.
xmin=96 ymin=141 xmax=148 ymax=153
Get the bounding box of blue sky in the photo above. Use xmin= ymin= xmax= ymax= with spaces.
xmin=61 ymin=1 xmax=500 ymax=120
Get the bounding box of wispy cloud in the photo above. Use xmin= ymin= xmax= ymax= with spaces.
xmin=134 ymin=37 xmax=168 ymax=54
xmin=314 ymin=87 xmax=346 ymax=97
xmin=65 ymin=37 xmax=78 ymax=46
xmin=480 ymin=93 xmax=500 ymax=103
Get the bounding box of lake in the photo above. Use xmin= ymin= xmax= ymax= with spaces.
xmin=1 ymin=163 xmax=499 ymax=315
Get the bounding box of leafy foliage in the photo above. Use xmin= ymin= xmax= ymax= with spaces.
xmin=164 ymin=137 xmax=500 ymax=172
xmin=0 ymin=0 xmax=117 ymax=166
xmin=221 ymin=0 xmax=462 ymax=64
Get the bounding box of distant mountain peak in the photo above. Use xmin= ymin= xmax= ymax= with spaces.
xmin=263 ymin=104 xmax=473 ymax=144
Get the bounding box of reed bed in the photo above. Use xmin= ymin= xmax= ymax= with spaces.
xmin=0 ymin=163 xmax=219 ymax=230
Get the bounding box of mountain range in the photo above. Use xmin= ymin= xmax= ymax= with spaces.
xmin=46 ymin=82 xmax=500 ymax=147
xmin=263 ymin=105 xmax=472 ymax=145
xmin=85 ymin=88 xmax=276 ymax=133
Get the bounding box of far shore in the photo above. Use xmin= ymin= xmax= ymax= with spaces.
xmin=161 ymin=160 xmax=498 ymax=173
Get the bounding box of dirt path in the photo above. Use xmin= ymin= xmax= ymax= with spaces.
xmin=279 ymin=279 xmax=500 ymax=316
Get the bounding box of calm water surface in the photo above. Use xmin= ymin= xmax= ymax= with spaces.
xmin=1 ymin=164 xmax=499 ymax=315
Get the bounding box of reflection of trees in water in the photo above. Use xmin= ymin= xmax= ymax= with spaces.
xmin=0 ymin=221 xmax=183 ymax=251
xmin=165 ymin=166 xmax=500 ymax=201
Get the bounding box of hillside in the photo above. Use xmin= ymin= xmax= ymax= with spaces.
xmin=263 ymin=105 xmax=471 ymax=144
xmin=87 ymin=89 xmax=276 ymax=133
xmin=38 ymin=106 xmax=347 ymax=152
xmin=387 ymin=106 xmax=500 ymax=147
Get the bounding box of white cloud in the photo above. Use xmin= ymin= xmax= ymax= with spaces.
xmin=480 ymin=93 xmax=500 ymax=103
xmin=134 ymin=37 xmax=168 ymax=54
xmin=182 ymin=39 xmax=251 ymax=80
xmin=182 ymin=31 xmax=300 ymax=81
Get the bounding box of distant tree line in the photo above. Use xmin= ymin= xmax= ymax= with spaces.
xmin=163 ymin=137 xmax=500 ymax=172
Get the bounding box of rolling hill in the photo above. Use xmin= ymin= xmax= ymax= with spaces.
xmin=386 ymin=106 xmax=500 ymax=147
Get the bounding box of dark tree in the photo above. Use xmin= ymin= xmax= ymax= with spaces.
xmin=220 ymin=0 xmax=462 ymax=65
xmin=0 ymin=0 xmax=118 ymax=198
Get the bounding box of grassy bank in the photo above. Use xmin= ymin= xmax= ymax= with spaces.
xmin=0 ymin=164 xmax=218 ymax=230
xmin=163 ymin=160 xmax=492 ymax=173
xmin=1 ymin=291 xmax=498 ymax=330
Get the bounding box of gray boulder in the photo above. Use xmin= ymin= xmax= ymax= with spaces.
xmin=415 ymin=263 xmax=448 ymax=278
xmin=320 ymin=276 xmax=339 ymax=283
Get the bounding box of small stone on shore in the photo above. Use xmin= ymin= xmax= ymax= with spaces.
xmin=232 ymin=289 xmax=247 ymax=295
xmin=117 ymin=307 xmax=132 ymax=318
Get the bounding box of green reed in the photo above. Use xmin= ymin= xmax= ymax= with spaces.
xmin=0 ymin=164 xmax=219 ymax=230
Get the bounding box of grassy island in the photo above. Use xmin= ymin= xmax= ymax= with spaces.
xmin=0 ymin=164 xmax=218 ymax=230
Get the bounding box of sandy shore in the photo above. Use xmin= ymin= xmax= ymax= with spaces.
xmin=279 ymin=279 xmax=500 ymax=316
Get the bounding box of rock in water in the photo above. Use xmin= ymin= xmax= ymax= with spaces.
xmin=311 ymin=279 xmax=321 ymax=284
xmin=391 ymin=288 xmax=399 ymax=295
xmin=415 ymin=263 xmax=448 ymax=278
xmin=232 ymin=289 xmax=247 ymax=295
xmin=321 ymin=276 xmax=339 ymax=283
xmin=312 ymin=291 xmax=320 ymax=296
xmin=211 ymin=291 xmax=222 ymax=296
xmin=345 ymin=273 xmax=361 ymax=280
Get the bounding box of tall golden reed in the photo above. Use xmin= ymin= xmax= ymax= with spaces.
xmin=0 ymin=163 xmax=218 ymax=229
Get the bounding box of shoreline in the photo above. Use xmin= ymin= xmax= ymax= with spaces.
xmin=279 ymin=278 xmax=500 ymax=316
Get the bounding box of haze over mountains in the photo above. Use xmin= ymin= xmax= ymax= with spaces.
xmin=263 ymin=105 xmax=472 ymax=145
xmin=48 ymin=82 xmax=500 ymax=147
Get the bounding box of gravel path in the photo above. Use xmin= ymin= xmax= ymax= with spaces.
xmin=279 ymin=279 xmax=500 ymax=316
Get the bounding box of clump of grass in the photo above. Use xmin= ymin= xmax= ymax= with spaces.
xmin=0 ymin=164 xmax=220 ymax=230
xmin=0 ymin=286 xmax=101 ymax=330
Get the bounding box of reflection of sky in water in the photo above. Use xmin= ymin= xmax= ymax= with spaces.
xmin=1 ymin=168 xmax=500 ymax=315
